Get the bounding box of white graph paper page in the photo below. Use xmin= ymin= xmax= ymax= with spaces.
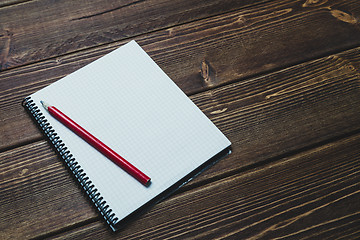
xmin=29 ymin=40 xmax=231 ymax=229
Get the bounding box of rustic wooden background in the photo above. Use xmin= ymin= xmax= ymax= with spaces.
xmin=1 ymin=0 xmax=360 ymax=239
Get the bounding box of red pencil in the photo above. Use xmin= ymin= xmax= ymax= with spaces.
xmin=40 ymin=100 xmax=151 ymax=187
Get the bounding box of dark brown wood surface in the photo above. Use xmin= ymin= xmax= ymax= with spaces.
xmin=1 ymin=0 xmax=359 ymax=239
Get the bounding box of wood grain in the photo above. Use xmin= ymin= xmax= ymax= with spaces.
xmin=46 ymin=133 xmax=360 ymax=239
xmin=1 ymin=0 xmax=360 ymax=150
xmin=1 ymin=44 xmax=359 ymax=151
xmin=191 ymin=50 xmax=360 ymax=181
xmin=1 ymin=48 xmax=359 ymax=238
xmin=0 ymin=142 xmax=98 ymax=239
xmin=1 ymin=0 xmax=360 ymax=74
xmin=0 ymin=0 xmax=267 ymax=70
xmin=0 ymin=0 xmax=30 ymax=8
xmin=142 ymin=0 xmax=360 ymax=92
xmin=1 ymin=0 xmax=360 ymax=238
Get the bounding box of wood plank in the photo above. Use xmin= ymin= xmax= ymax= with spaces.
xmin=142 ymin=0 xmax=360 ymax=92
xmin=1 ymin=48 xmax=360 ymax=238
xmin=0 ymin=142 xmax=98 ymax=239
xmin=192 ymin=52 xmax=360 ymax=180
xmin=0 ymin=0 xmax=32 ymax=8
xmin=1 ymin=0 xmax=360 ymax=150
xmin=1 ymin=44 xmax=360 ymax=154
xmin=45 ymin=132 xmax=360 ymax=239
xmin=1 ymin=0 xmax=360 ymax=74
xmin=0 ymin=0 xmax=267 ymax=70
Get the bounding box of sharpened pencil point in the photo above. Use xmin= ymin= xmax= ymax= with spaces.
xmin=40 ymin=100 xmax=50 ymax=111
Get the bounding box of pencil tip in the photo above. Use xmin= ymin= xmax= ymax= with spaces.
xmin=40 ymin=100 xmax=50 ymax=111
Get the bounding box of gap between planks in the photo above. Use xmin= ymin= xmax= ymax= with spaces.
xmin=2 ymin=42 xmax=360 ymax=153
xmin=36 ymin=131 xmax=360 ymax=239
xmin=0 ymin=0 xmax=273 ymax=72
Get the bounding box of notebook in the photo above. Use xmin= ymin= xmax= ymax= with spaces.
xmin=22 ymin=40 xmax=231 ymax=231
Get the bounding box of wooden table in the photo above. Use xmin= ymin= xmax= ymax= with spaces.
xmin=1 ymin=0 xmax=360 ymax=239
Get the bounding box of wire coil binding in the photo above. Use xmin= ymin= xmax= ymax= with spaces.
xmin=22 ymin=97 xmax=119 ymax=228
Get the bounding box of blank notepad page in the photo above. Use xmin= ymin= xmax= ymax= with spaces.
xmin=29 ymin=41 xmax=231 ymax=227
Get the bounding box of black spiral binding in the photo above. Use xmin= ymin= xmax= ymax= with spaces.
xmin=22 ymin=97 xmax=119 ymax=229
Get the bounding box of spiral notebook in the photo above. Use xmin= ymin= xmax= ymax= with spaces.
xmin=23 ymin=40 xmax=231 ymax=231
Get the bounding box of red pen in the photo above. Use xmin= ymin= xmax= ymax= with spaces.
xmin=40 ymin=101 xmax=151 ymax=187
